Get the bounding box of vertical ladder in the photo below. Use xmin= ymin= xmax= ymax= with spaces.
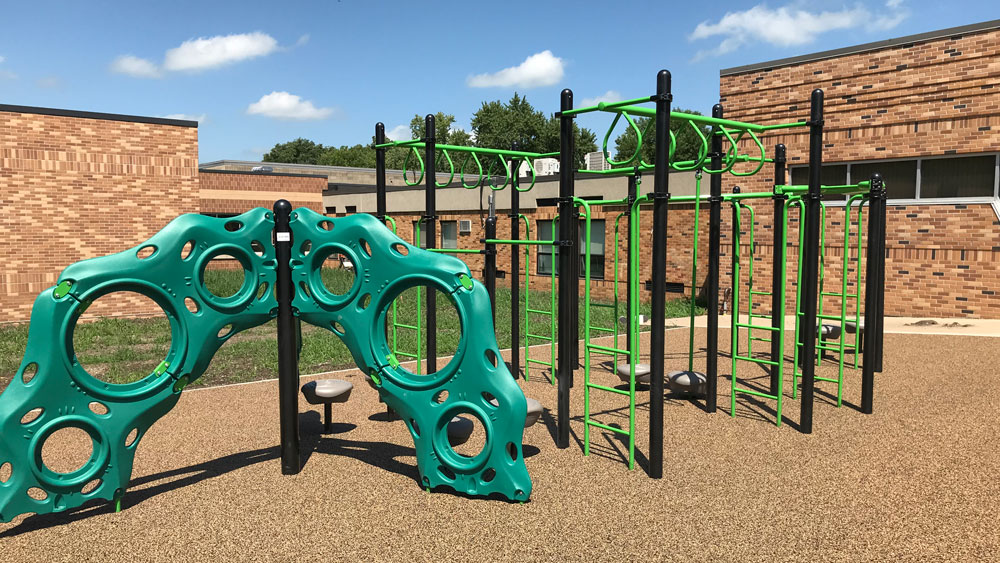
xmin=524 ymin=215 xmax=557 ymax=384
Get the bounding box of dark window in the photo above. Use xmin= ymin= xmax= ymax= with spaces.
xmin=790 ymin=164 xmax=848 ymax=186
xmin=536 ymin=219 xmax=605 ymax=279
xmin=325 ymin=206 xmax=336 ymax=215
xmin=413 ymin=221 xmax=427 ymax=249
xmin=920 ymin=155 xmax=996 ymax=198
xmin=345 ymin=205 xmax=357 ymax=214
xmin=852 ymin=160 xmax=917 ymax=199
xmin=440 ymin=221 xmax=458 ymax=249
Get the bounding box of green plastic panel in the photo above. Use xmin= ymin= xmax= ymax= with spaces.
xmin=288 ymin=209 xmax=532 ymax=500
xmin=0 ymin=209 xmax=278 ymax=522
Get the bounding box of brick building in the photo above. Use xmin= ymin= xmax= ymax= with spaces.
xmin=0 ymin=105 xmax=324 ymax=323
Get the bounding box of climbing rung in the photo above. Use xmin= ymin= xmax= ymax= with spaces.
xmin=733 ymin=355 xmax=780 ymax=366
xmin=585 ymin=419 xmax=630 ymax=435
xmin=750 ymin=337 xmax=772 ymax=343
xmin=586 ymin=382 xmax=630 ymax=396
xmin=587 ymin=343 xmax=629 ymax=356
xmin=749 ymin=290 xmax=772 ymax=296
xmin=395 ymin=351 xmax=419 ymax=359
xmin=734 ymin=323 xmax=779 ymax=332
xmin=590 ymin=302 xmax=615 ymax=309
xmin=526 ymin=333 xmax=552 ymax=340
xmin=526 ymin=308 xmax=553 ymax=315
xmin=393 ymin=323 xmax=420 ymax=330
xmin=816 ymin=376 xmax=840 ymax=383
xmin=733 ymin=386 xmax=780 ymax=401
xmin=526 ymin=358 xmax=553 ymax=367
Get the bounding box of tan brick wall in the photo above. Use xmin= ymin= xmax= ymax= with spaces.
xmin=718 ymin=25 xmax=1000 ymax=318
xmin=199 ymin=170 xmax=325 ymax=215
xmin=0 ymin=109 xmax=200 ymax=322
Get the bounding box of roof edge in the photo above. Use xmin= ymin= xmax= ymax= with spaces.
xmin=720 ymin=19 xmax=1000 ymax=76
xmin=0 ymin=104 xmax=198 ymax=127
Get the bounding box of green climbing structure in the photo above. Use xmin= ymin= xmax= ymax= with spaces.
xmin=0 ymin=207 xmax=531 ymax=524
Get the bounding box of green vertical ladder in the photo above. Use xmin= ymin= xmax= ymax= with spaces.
xmin=524 ymin=215 xmax=557 ymax=384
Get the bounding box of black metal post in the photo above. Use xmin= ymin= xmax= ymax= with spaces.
xmin=706 ymin=104 xmax=723 ymax=413
xmin=732 ymin=186 xmax=741 ymax=359
xmin=770 ymin=144 xmax=787 ymax=395
xmin=649 ymin=70 xmax=671 ymax=479
xmin=626 ymin=172 xmax=637 ymax=358
xmin=861 ymin=173 xmax=884 ymax=413
xmin=556 ymin=89 xmax=575 ymax=449
xmin=485 ymin=194 xmax=497 ymax=322
xmin=799 ymin=89 xmax=825 ymax=434
xmin=875 ymin=188 xmax=887 ymax=373
xmin=273 ymin=199 xmax=300 ymax=474
xmin=375 ymin=122 xmax=387 ymax=223
xmin=511 ymin=156 xmax=521 ymax=378
xmin=424 ymin=114 xmax=438 ymax=373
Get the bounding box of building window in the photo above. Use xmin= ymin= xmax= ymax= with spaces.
xmin=789 ymin=153 xmax=999 ymax=201
xmin=325 ymin=206 xmax=337 ymax=215
xmin=345 ymin=205 xmax=357 ymax=214
xmin=413 ymin=221 xmax=427 ymax=249
xmin=919 ymin=154 xmax=996 ymax=198
xmin=440 ymin=221 xmax=458 ymax=249
xmin=536 ymin=219 xmax=605 ymax=279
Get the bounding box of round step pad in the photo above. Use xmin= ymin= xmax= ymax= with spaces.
xmin=301 ymin=379 xmax=353 ymax=405
xmin=820 ymin=324 xmax=842 ymax=338
xmin=667 ymin=370 xmax=707 ymax=396
xmin=488 ymin=396 xmax=544 ymax=428
xmin=617 ymin=363 xmax=652 ymax=385
xmin=448 ymin=416 xmax=474 ymax=446
xmin=525 ymin=398 xmax=543 ymax=428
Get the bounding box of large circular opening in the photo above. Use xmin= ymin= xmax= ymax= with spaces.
xmin=449 ymin=414 xmax=487 ymax=459
xmin=383 ymin=285 xmax=461 ymax=377
xmin=202 ymin=254 xmax=246 ymax=299
xmin=319 ymin=251 xmax=356 ymax=296
xmin=41 ymin=426 xmax=93 ymax=475
xmin=72 ymin=291 xmax=172 ymax=385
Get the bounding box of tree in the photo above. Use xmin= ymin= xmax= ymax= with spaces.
xmin=408 ymin=112 xmax=457 ymax=144
xmin=262 ymin=138 xmax=325 ymax=164
xmin=612 ymin=109 xmax=710 ymax=166
xmin=317 ymin=144 xmax=376 ymax=168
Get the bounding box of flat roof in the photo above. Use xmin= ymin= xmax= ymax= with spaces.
xmin=199 ymin=159 xmax=407 ymax=175
xmin=199 ymin=168 xmax=327 ymax=180
xmin=0 ymin=104 xmax=198 ymax=127
xmin=720 ymin=19 xmax=1000 ymax=76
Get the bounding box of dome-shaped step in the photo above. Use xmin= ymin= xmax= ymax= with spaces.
xmin=616 ymin=362 xmax=651 ymax=384
xmin=667 ymin=370 xmax=707 ymax=396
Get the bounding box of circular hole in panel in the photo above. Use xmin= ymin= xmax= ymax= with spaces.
xmin=20 ymin=408 xmax=43 ymax=425
xmin=224 ymin=220 xmax=243 ymax=232
xmin=507 ymin=442 xmax=518 ymax=461
xmin=136 ymin=245 xmax=157 ymax=260
xmin=482 ymin=392 xmax=498 ymax=407
xmin=318 ymin=220 xmax=334 ymax=231
xmin=301 ymin=240 xmax=312 ymax=256
xmin=438 ymin=465 xmax=456 ymax=481
xmin=410 ymin=419 xmax=420 ymax=438
xmin=22 ymin=362 xmax=39 ymax=385
xmin=358 ymin=293 xmax=371 ymax=310
xmin=251 ymin=240 xmax=265 ymax=257
xmin=218 ymin=324 xmax=234 ymax=339
xmin=320 ymin=252 xmax=356 ymax=296
xmin=27 ymin=487 xmax=47 ymax=501
xmin=0 ymin=462 xmax=12 ymax=483
xmin=359 ymin=239 xmax=372 ymax=258
xmin=124 ymin=428 xmax=139 ymax=448
xmin=482 ymin=468 xmax=496 ymax=483
xmin=184 ymin=297 xmax=199 ymax=314
xmin=383 ymin=286 xmax=462 ymax=379
xmin=390 ymin=243 xmax=409 ymax=257
xmin=256 ymin=283 xmax=269 ymax=300
xmin=71 ymin=291 xmax=172 ymax=386
xmin=485 ymin=349 xmax=498 ymax=367
xmin=88 ymin=401 xmax=109 ymax=416
xmin=299 ymin=281 xmax=312 ymax=299
xmin=433 ymin=390 xmax=448 ymax=404
xmin=41 ymin=427 xmax=94 ymax=475
xmin=181 ymin=240 xmax=195 ymax=260
xmin=81 ymin=479 xmax=102 ymax=495
xmin=202 ymin=254 xmax=246 ymax=299
xmin=449 ymin=412 xmax=487 ymax=459
xmin=331 ymin=321 xmax=346 ymax=336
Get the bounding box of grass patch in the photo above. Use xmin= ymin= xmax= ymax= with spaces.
xmin=0 ymin=268 xmax=703 ymax=391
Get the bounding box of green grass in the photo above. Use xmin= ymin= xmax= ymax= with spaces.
xmin=0 ymin=268 xmax=703 ymax=392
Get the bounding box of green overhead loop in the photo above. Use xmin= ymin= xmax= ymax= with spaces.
xmin=403 ymin=147 xmax=425 ymax=186
xmin=0 ymin=208 xmax=532 ymax=523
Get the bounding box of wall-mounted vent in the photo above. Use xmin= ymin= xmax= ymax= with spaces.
xmin=458 ymin=219 xmax=472 ymax=234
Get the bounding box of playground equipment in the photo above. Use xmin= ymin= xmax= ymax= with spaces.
xmin=0 ymin=204 xmax=532 ymax=524
xmin=301 ymin=379 xmax=353 ymax=433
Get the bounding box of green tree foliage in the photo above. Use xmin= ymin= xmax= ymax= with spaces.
xmin=612 ymin=109 xmax=710 ymax=166
xmin=471 ymin=93 xmax=596 ymax=169
xmin=262 ymin=137 xmax=325 ymax=164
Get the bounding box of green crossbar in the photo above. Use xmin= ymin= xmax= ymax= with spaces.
xmin=585 ymin=419 xmax=630 ymax=436
xmin=586 ymin=382 xmax=631 ymax=396
xmin=734 ymin=322 xmax=780 ymax=332
xmin=733 ymin=386 xmax=780 ymax=401
xmin=733 ymin=354 xmax=780 ymax=367
xmin=587 ymin=343 xmax=629 ymax=356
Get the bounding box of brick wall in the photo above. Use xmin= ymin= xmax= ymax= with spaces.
xmin=199 ymin=169 xmax=325 ymax=215
xmin=0 ymin=108 xmax=200 ymax=322
xmin=717 ymin=25 xmax=1000 ymax=318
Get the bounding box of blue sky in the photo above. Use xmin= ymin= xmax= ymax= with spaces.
xmin=1 ymin=1 xmax=996 ymax=162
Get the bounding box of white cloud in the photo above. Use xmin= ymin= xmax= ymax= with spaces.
xmin=246 ymin=91 xmax=333 ymax=120
xmin=0 ymin=55 xmax=5 ymax=64
xmin=110 ymin=55 xmax=161 ymax=78
xmin=164 ymin=32 xmax=278 ymax=72
xmin=385 ymin=124 xmax=412 ymax=141
xmin=467 ymin=50 xmax=564 ymax=89
xmin=689 ymin=3 xmax=908 ymax=60
xmin=579 ymin=90 xmax=623 ymax=107
xmin=160 ymin=113 xmax=208 ymax=124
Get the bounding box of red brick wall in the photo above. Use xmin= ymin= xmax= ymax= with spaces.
xmin=199 ymin=170 xmax=324 ymax=215
xmin=718 ymin=25 xmax=1000 ymax=318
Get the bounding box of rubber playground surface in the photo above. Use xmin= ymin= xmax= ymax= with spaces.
xmin=2 ymin=329 xmax=997 ymax=561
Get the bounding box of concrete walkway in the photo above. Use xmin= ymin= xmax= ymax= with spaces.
xmin=654 ymin=314 xmax=1000 ymax=338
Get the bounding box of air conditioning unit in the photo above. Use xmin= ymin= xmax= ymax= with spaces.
xmin=458 ymin=219 xmax=472 ymax=235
